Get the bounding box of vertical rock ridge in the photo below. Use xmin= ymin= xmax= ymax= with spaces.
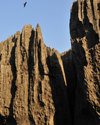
xmin=70 ymin=0 xmax=100 ymax=124
xmin=0 ymin=0 xmax=100 ymax=124
xmin=0 ymin=24 xmax=71 ymax=125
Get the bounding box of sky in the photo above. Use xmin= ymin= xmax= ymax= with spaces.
xmin=0 ymin=0 xmax=74 ymax=53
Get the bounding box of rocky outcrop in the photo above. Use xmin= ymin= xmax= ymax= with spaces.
xmin=70 ymin=0 xmax=100 ymax=124
xmin=0 ymin=24 xmax=71 ymax=125
xmin=0 ymin=0 xmax=100 ymax=124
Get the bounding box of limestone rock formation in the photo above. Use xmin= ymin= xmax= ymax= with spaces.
xmin=0 ymin=24 xmax=71 ymax=125
xmin=70 ymin=0 xmax=100 ymax=124
xmin=0 ymin=0 xmax=100 ymax=124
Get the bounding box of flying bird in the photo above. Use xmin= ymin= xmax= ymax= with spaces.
xmin=24 ymin=2 xmax=27 ymax=7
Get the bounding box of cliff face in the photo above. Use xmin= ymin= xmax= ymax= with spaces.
xmin=70 ymin=0 xmax=100 ymax=124
xmin=0 ymin=0 xmax=100 ymax=125
xmin=0 ymin=24 xmax=71 ymax=125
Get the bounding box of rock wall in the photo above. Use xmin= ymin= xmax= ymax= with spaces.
xmin=70 ymin=0 xmax=100 ymax=124
xmin=0 ymin=0 xmax=100 ymax=124
xmin=0 ymin=24 xmax=71 ymax=125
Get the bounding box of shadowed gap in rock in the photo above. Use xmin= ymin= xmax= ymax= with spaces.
xmin=9 ymin=37 xmax=17 ymax=120
xmin=61 ymin=50 xmax=77 ymax=124
xmin=46 ymin=53 xmax=71 ymax=125
xmin=38 ymin=39 xmax=44 ymax=79
xmin=0 ymin=54 xmax=2 ymax=61
xmin=28 ymin=29 xmax=35 ymax=124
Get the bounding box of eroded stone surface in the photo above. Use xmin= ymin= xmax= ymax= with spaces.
xmin=70 ymin=0 xmax=100 ymax=124
xmin=1 ymin=0 xmax=100 ymax=124
xmin=0 ymin=24 xmax=71 ymax=125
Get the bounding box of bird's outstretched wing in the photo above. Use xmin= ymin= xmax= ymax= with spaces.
xmin=24 ymin=2 xmax=27 ymax=7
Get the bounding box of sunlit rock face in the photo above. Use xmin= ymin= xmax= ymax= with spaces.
xmin=70 ymin=0 xmax=100 ymax=124
xmin=0 ymin=24 xmax=71 ymax=125
xmin=0 ymin=0 xmax=100 ymax=124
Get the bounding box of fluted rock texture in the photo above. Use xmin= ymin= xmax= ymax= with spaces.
xmin=0 ymin=24 xmax=71 ymax=125
xmin=70 ymin=0 xmax=100 ymax=124
xmin=0 ymin=0 xmax=100 ymax=124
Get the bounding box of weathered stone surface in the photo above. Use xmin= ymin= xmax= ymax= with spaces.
xmin=1 ymin=0 xmax=100 ymax=124
xmin=0 ymin=24 xmax=71 ymax=125
xmin=70 ymin=0 xmax=100 ymax=124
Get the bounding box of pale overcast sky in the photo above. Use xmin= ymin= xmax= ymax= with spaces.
xmin=0 ymin=0 xmax=74 ymax=53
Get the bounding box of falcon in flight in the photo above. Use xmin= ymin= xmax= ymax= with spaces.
xmin=24 ymin=2 xmax=27 ymax=7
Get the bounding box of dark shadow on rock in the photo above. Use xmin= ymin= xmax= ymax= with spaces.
xmin=61 ymin=50 xmax=77 ymax=124
xmin=46 ymin=52 xmax=71 ymax=125
xmin=90 ymin=0 xmax=95 ymax=19
xmin=38 ymin=81 xmax=45 ymax=107
xmin=38 ymin=39 xmax=44 ymax=79
xmin=20 ymin=33 xmax=28 ymax=62
xmin=0 ymin=54 xmax=2 ymax=61
xmin=28 ymin=29 xmax=35 ymax=124
xmin=9 ymin=37 xmax=17 ymax=121
xmin=6 ymin=116 xmax=17 ymax=125
xmin=0 ymin=115 xmax=5 ymax=125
